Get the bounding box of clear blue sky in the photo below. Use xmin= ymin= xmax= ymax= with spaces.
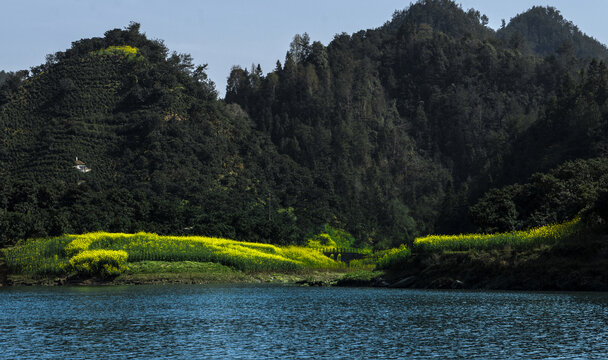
xmin=1 ymin=0 xmax=606 ymax=97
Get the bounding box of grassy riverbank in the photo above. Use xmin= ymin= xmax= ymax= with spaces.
xmin=5 ymin=260 xmax=354 ymax=286
xmin=3 ymin=218 xmax=605 ymax=290
xmin=373 ymin=218 xmax=608 ymax=291
xmin=0 ymin=232 xmax=362 ymax=286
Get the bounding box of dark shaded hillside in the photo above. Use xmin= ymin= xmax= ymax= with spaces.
xmin=386 ymin=0 xmax=493 ymax=39
xmin=471 ymin=157 xmax=608 ymax=233
xmin=228 ymin=3 xmax=525 ymax=234
xmin=226 ymin=0 xmax=608 ymax=240
xmin=381 ymin=233 xmax=608 ymax=291
xmin=0 ymin=24 xmax=315 ymax=246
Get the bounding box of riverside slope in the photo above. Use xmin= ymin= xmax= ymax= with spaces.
xmin=339 ymin=236 xmax=608 ymax=291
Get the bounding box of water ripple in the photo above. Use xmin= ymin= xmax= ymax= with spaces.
xmin=1 ymin=285 xmax=607 ymax=359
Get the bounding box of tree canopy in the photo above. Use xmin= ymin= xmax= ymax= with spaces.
xmin=2 ymin=1 xmax=608 ymax=248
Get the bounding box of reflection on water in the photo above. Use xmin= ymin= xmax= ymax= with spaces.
xmin=1 ymin=285 xmax=607 ymax=359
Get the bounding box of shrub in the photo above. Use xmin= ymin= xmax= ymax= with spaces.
xmin=306 ymin=224 xmax=368 ymax=251
xmin=69 ymin=249 xmax=129 ymax=278
xmin=376 ymin=245 xmax=412 ymax=270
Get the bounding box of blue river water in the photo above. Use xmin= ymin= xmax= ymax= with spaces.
xmin=1 ymin=285 xmax=607 ymax=359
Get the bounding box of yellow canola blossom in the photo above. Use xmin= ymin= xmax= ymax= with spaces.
xmin=69 ymin=249 xmax=129 ymax=278
xmin=4 ymin=231 xmax=340 ymax=276
xmin=92 ymin=45 xmax=141 ymax=60
xmin=413 ymin=218 xmax=580 ymax=252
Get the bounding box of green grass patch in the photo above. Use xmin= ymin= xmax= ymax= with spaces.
xmin=339 ymin=269 xmax=384 ymax=282
xmin=113 ymin=261 xmax=251 ymax=284
xmin=2 ymin=235 xmax=72 ymax=276
xmin=125 ymin=260 xmax=237 ymax=274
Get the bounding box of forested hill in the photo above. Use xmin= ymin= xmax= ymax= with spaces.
xmin=1 ymin=1 xmax=608 ymax=249
xmin=224 ymin=0 xmax=608 ymax=240
xmin=0 ymin=24 xmax=315 ymax=245
xmin=497 ymin=6 xmax=608 ymax=60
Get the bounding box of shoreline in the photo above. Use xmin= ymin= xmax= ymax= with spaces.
xmin=367 ymin=245 xmax=608 ymax=292
xmin=5 ymin=262 xmax=608 ymax=292
xmin=3 ymin=232 xmax=607 ymax=291
xmin=4 ymin=271 xmax=608 ymax=291
xmin=1 ymin=265 xmax=359 ymax=287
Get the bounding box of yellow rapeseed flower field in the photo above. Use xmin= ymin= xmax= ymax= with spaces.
xmin=413 ymin=218 xmax=581 ymax=252
xmin=2 ymin=232 xmax=339 ymax=276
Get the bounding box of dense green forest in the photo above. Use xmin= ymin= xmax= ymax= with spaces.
xmin=0 ymin=71 xmax=9 ymax=85
xmin=496 ymin=6 xmax=608 ymax=60
xmin=1 ymin=0 xmax=607 ymax=248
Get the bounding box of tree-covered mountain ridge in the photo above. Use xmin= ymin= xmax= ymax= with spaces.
xmin=497 ymin=6 xmax=608 ymax=60
xmin=1 ymin=0 xmax=607 ymax=248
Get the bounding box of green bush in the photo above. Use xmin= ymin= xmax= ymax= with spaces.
xmin=376 ymin=245 xmax=411 ymax=270
xmin=69 ymin=249 xmax=129 ymax=278
xmin=306 ymin=224 xmax=366 ymax=250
